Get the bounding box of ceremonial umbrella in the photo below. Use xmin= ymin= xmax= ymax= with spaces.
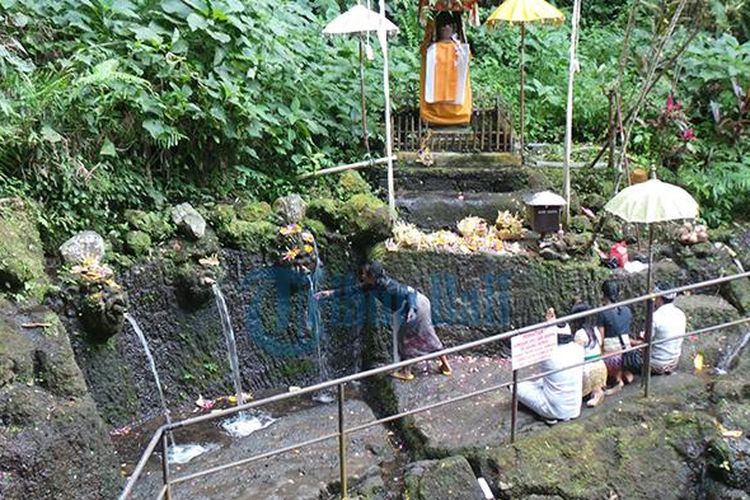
xmin=323 ymin=4 xmax=398 ymax=155
xmin=604 ymin=173 xmax=699 ymax=395
xmin=485 ymin=0 xmax=565 ymax=160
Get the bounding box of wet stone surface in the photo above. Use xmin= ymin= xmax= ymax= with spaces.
xmin=391 ymin=355 xmax=523 ymax=455
xmin=130 ymin=399 xmax=393 ymax=500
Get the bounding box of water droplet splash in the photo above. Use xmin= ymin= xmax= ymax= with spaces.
xmin=312 ymin=390 xmax=335 ymax=404
xmin=221 ymin=412 xmax=275 ymax=438
xmin=168 ymin=443 xmax=219 ymax=464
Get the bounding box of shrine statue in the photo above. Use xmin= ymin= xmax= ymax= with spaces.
xmin=419 ymin=11 xmax=473 ymax=126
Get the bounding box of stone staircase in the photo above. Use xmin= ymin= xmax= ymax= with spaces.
xmin=379 ymin=152 xmax=547 ymax=230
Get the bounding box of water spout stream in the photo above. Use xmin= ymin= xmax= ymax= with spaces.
xmin=125 ymin=314 xmax=175 ymax=448
xmin=715 ymin=327 xmax=750 ymax=375
xmin=210 ymin=283 xmax=275 ymax=436
xmin=125 ymin=315 xmax=172 ymax=427
xmin=211 ymin=283 xmax=245 ymax=406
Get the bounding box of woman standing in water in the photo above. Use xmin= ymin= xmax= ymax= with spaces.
xmin=316 ymin=261 xmax=451 ymax=380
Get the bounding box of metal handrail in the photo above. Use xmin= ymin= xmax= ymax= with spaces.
xmin=119 ymin=270 xmax=750 ymax=499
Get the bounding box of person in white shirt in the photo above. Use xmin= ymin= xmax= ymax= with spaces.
xmin=516 ymin=308 xmax=584 ymax=424
xmin=648 ymin=282 xmax=687 ymax=374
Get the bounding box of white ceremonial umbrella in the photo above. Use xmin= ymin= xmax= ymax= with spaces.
xmin=604 ymin=174 xmax=699 ymax=396
xmin=323 ymin=4 xmax=398 ymax=156
xmin=605 ymin=176 xmax=698 ymax=291
xmin=323 ymin=4 xmax=398 ymax=35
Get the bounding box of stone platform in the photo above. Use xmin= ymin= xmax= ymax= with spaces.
xmin=131 ymin=399 xmax=393 ymax=500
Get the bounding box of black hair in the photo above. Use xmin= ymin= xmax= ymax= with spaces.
xmin=654 ymin=281 xmax=676 ymax=304
xmin=435 ymin=11 xmax=456 ymax=28
xmin=602 ymin=279 xmax=620 ymax=303
xmin=570 ymin=302 xmax=597 ymax=349
xmin=557 ymin=332 xmax=574 ymax=345
xmin=362 ymin=261 xmax=386 ymax=283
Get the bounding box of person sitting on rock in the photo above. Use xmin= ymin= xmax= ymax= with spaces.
xmin=632 ymin=281 xmax=686 ymax=375
xmin=516 ymin=308 xmax=584 ymax=424
xmin=316 ymin=261 xmax=451 ymax=380
xmin=570 ymin=302 xmax=607 ymax=407
xmin=597 ymin=279 xmax=637 ymax=394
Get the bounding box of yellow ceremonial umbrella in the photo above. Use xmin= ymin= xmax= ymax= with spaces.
xmin=486 ymin=0 xmax=565 ymax=160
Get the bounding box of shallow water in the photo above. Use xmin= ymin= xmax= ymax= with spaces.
xmin=221 ymin=412 xmax=276 ymax=438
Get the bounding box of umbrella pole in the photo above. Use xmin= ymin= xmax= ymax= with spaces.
xmin=379 ymin=0 xmax=396 ymax=220
xmin=643 ymin=223 xmax=655 ymax=397
xmin=519 ymin=23 xmax=526 ymax=163
xmin=359 ymin=34 xmax=371 ymax=157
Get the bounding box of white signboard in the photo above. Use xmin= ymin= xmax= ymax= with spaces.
xmin=511 ymin=328 xmax=557 ymax=371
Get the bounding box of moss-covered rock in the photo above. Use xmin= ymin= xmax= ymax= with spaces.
xmin=207 ymin=203 xmax=237 ymax=228
xmin=477 ymin=400 xmax=716 ymax=499
xmin=340 ymin=193 xmax=392 ymax=247
xmin=124 ymin=209 xmax=174 ymax=241
xmin=569 ymin=214 xmax=593 ymax=233
xmin=308 ymin=197 xmax=343 ymax=229
xmin=338 ymin=170 xmax=373 ymax=196
xmin=0 ymin=198 xmax=46 ymax=298
xmin=224 ymin=219 xmax=279 ymax=254
xmin=0 ymin=302 xmax=120 ymax=498
xmin=404 ymin=456 xmax=485 ymax=500
xmin=706 ymin=437 xmax=750 ymax=491
xmin=237 ymin=200 xmax=273 ymax=222
xmin=126 ymin=230 xmax=152 ymax=257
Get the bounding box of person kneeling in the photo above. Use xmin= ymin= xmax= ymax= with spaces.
xmin=517 ymin=308 xmax=584 ymax=424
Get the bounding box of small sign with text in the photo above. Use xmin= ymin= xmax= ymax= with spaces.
xmin=511 ymin=328 xmax=557 ymax=371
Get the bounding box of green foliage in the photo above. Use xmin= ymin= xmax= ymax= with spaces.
xmin=0 ymin=0 xmax=373 ymax=246
xmin=656 ymin=33 xmax=750 ymax=225
xmin=0 ymin=0 xmax=748 ymax=246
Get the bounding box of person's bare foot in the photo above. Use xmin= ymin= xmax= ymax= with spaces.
xmin=623 ymin=371 xmax=635 ymax=384
xmin=587 ymin=390 xmax=605 ymax=407
xmin=604 ymin=380 xmax=624 ymax=396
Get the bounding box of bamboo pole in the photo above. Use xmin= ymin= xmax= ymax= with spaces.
xmin=519 ymin=23 xmax=526 ymax=163
xmin=297 ymin=155 xmax=397 ymax=180
xmin=358 ymin=34 xmax=370 ymax=156
xmin=562 ymin=0 xmax=581 ymax=227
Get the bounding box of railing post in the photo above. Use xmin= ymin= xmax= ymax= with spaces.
xmin=642 ymin=297 xmax=655 ymax=397
xmin=337 ymin=383 xmax=348 ymax=500
xmin=510 ymin=370 xmax=518 ymax=443
xmin=161 ymin=431 xmax=172 ymax=500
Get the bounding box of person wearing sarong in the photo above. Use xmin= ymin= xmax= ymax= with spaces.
xmin=516 ymin=308 xmax=584 ymax=424
xmin=316 ymin=261 xmax=451 ymax=380
xmin=597 ymin=280 xmax=636 ymax=394
xmin=419 ymin=12 xmax=472 ymax=126
xmin=631 ymin=282 xmax=686 ymax=375
xmin=570 ymin=302 xmax=607 ymax=407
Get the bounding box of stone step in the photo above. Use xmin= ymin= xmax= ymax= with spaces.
xmin=397 ymin=152 xmax=522 ymax=169
xmin=381 ymin=166 xmax=546 ymax=194
xmin=396 ymin=190 xmax=530 ymax=230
